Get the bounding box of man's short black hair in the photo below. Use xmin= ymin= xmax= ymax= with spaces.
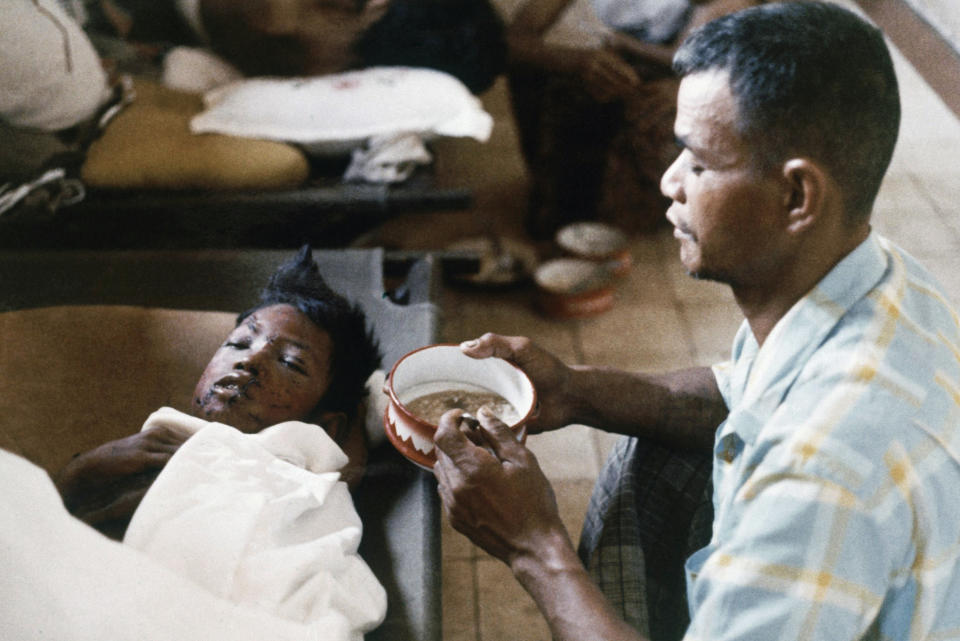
xmin=238 ymin=245 xmax=382 ymax=420
xmin=673 ymin=1 xmax=900 ymax=222
xmin=354 ymin=0 xmax=507 ymax=94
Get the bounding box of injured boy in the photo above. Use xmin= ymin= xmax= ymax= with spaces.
xmin=30 ymin=245 xmax=387 ymax=639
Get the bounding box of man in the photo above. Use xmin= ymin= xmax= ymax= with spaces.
xmin=434 ymin=2 xmax=960 ymax=640
xmin=54 ymin=245 xmax=382 ymax=539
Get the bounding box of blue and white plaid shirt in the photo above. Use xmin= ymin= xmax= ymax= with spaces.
xmin=687 ymin=232 xmax=960 ymax=640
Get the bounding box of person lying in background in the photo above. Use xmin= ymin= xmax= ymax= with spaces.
xmin=80 ymin=0 xmax=507 ymax=94
xmin=54 ymin=245 xmax=382 ymax=540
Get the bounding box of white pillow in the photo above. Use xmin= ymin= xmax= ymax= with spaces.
xmin=190 ymin=66 xmax=493 ymax=155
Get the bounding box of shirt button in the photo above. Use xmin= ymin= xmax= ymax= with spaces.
xmin=715 ymin=433 xmax=743 ymax=464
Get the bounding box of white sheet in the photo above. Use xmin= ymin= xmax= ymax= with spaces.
xmin=0 ymin=449 xmax=322 ymax=641
xmin=190 ymin=66 xmax=493 ymax=155
xmin=0 ymin=406 xmax=386 ymax=640
xmin=125 ymin=408 xmax=387 ymax=640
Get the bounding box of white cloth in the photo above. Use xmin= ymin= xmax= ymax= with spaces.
xmin=0 ymin=449 xmax=322 ymax=641
xmin=190 ymin=66 xmax=493 ymax=155
xmin=344 ymin=133 xmax=434 ymax=184
xmin=125 ymin=407 xmax=387 ymax=640
xmin=0 ymin=0 xmax=110 ymax=130
xmin=591 ymin=0 xmax=690 ymax=43
xmin=163 ymin=46 xmax=243 ymax=94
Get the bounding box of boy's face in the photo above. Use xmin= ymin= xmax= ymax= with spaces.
xmin=192 ymin=304 xmax=334 ymax=433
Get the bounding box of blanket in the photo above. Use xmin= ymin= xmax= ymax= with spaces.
xmin=125 ymin=408 xmax=387 ymax=640
xmin=0 ymin=407 xmax=386 ymax=641
xmin=0 ymin=448 xmax=321 ymax=640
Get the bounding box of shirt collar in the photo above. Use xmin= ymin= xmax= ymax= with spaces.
xmin=732 ymin=231 xmax=889 ymax=437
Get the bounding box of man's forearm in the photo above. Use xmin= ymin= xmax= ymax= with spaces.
xmin=511 ymin=530 xmax=647 ymax=641
xmin=565 ymin=365 xmax=726 ymax=451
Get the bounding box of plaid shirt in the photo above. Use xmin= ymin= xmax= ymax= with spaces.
xmin=687 ymin=233 xmax=960 ymax=640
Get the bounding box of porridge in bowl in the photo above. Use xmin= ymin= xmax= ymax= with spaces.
xmin=405 ymin=385 xmax=520 ymax=426
xmin=385 ymin=344 xmax=537 ymax=468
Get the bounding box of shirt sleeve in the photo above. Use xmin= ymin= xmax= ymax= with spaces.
xmin=683 ymin=471 xmax=892 ymax=641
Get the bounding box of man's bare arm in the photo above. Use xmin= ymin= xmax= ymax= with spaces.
xmin=513 ymin=531 xmax=649 ymax=641
xmin=461 ymin=334 xmax=726 ymax=451
xmin=566 ymin=364 xmax=726 ymax=451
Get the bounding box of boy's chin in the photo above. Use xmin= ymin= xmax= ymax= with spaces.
xmin=192 ymin=399 xmax=263 ymax=433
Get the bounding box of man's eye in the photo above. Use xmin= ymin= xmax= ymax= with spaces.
xmin=225 ymin=340 xmax=249 ymax=349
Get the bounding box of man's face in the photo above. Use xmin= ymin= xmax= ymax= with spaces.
xmin=192 ymin=304 xmax=334 ymax=433
xmin=660 ymin=71 xmax=786 ymax=288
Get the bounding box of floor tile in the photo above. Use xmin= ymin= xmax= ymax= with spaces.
xmin=440 ymin=288 xmax=581 ymax=365
xmin=577 ymin=301 xmax=691 ymax=370
xmin=921 ymin=254 xmax=960 ymax=306
xmin=553 ymin=477 xmax=601 ymax=549
xmin=442 ymin=513 xmax=478 ymax=561
xmin=661 ymin=253 xmax=738 ymax=306
xmin=526 ymin=423 xmax=601 ymax=480
xmin=476 ymin=558 xmax=552 ymax=641
xmin=615 ymin=256 xmax=676 ymax=306
xmin=442 ymin=558 xmax=479 ymax=641
xmin=681 ymin=302 xmax=744 ymax=365
xmin=916 ymin=173 xmax=960 ymax=237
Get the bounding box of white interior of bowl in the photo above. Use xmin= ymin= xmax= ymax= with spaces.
xmin=392 ymin=346 xmax=535 ymax=424
xmin=556 ymin=222 xmax=626 ymax=257
xmin=535 ymin=258 xmax=605 ymax=294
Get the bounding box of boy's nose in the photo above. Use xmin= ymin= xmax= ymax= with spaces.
xmin=234 ymin=346 xmax=269 ymax=376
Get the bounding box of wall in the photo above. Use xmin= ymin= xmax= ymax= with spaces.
xmin=905 ymin=0 xmax=960 ymax=54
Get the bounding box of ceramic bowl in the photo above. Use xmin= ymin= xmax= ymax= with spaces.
xmin=534 ymin=258 xmax=615 ymax=319
xmin=384 ymin=344 xmax=537 ymax=469
xmin=556 ymin=222 xmax=632 ymax=277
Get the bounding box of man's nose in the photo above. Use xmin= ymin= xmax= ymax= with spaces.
xmin=660 ymin=154 xmax=684 ymax=203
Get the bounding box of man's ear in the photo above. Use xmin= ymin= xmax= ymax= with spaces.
xmin=315 ymin=410 xmax=349 ymax=444
xmin=782 ymin=158 xmax=827 ymax=235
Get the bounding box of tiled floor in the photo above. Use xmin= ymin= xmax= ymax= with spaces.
xmin=364 ymin=2 xmax=960 ymax=638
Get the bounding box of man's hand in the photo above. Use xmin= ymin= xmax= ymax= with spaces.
xmin=433 ymin=407 xmax=567 ymax=564
xmin=459 ymin=333 xmax=578 ymax=434
xmin=54 ymin=426 xmax=189 ymax=537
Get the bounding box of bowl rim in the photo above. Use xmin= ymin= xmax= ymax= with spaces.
xmin=385 ymin=342 xmax=538 ymax=431
xmin=383 ymin=406 xmax=437 ymax=469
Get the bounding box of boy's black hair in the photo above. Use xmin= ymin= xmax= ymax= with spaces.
xmin=354 ymin=0 xmax=507 ymax=94
xmin=238 ymin=245 xmax=382 ymax=419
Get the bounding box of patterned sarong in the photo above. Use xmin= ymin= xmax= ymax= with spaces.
xmin=578 ymin=436 xmax=713 ymax=641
